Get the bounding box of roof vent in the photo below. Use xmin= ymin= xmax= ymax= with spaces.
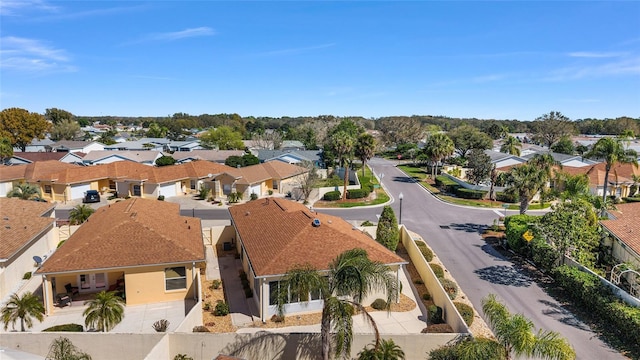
xmin=312 ymin=218 xmax=321 ymax=227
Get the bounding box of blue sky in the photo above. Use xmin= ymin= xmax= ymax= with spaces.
xmin=1 ymin=1 xmax=639 ymax=120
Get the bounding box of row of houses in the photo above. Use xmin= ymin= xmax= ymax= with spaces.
xmin=0 ymin=160 xmax=308 ymax=203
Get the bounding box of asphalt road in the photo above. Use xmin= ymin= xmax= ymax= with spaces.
xmin=323 ymin=157 xmax=622 ymax=360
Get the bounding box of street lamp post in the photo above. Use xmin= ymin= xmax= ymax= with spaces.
xmin=399 ymin=192 xmax=404 ymax=225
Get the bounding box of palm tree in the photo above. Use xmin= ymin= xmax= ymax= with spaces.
xmin=424 ymin=133 xmax=455 ymax=178
xmin=584 ymin=137 xmax=638 ymax=215
xmin=481 ymin=294 xmax=575 ymax=360
xmin=357 ymin=338 xmax=405 ymax=360
xmin=506 ymin=154 xmax=559 ymax=214
xmin=69 ymin=204 xmax=95 ymax=225
xmin=1 ymin=292 xmax=45 ymax=332
xmin=331 ymin=131 xmax=357 ymax=200
xmin=83 ymin=291 xmax=125 ymax=332
xmin=557 ymin=173 xmax=590 ymax=201
xmin=355 ymin=133 xmax=376 ymax=178
xmin=500 ymin=136 xmax=522 ymax=156
xmin=276 ymin=249 xmax=398 ymax=360
xmin=46 ymin=337 xmax=92 ymax=360
xmin=7 ymin=182 xmax=41 ymax=200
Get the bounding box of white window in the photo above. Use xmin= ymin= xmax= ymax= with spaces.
xmin=165 ymin=267 xmax=186 ymax=290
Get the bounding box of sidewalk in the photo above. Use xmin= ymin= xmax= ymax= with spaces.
xmin=218 ymin=255 xmax=259 ymax=327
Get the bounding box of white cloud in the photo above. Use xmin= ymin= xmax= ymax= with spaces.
xmin=568 ymin=51 xmax=625 ymax=58
xmin=123 ymin=27 xmax=216 ymax=45
xmin=546 ymin=57 xmax=640 ymax=81
xmin=0 ymin=36 xmax=75 ymax=73
xmin=472 ymin=74 xmax=507 ymax=83
xmin=257 ymin=43 xmax=336 ymax=57
xmin=0 ymin=0 xmax=57 ymax=16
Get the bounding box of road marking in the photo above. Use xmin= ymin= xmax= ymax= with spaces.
xmin=493 ymin=210 xmax=503 ymax=216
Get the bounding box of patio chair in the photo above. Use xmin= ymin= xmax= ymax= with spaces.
xmin=56 ymin=294 xmax=71 ymax=307
xmin=65 ymin=283 xmax=79 ymax=296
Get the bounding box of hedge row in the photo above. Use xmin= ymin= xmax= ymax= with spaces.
xmin=455 ymin=188 xmax=487 ymax=199
xmin=435 ymin=176 xmax=460 ymax=193
xmin=504 ymin=214 xmax=538 ymax=254
xmin=496 ymin=191 xmax=519 ymax=203
xmin=415 ymin=241 xmax=434 ymax=262
xmin=347 ymin=188 xmax=369 ymax=199
xmin=622 ymin=196 xmax=640 ymax=203
xmin=551 ymin=265 xmax=640 ymax=352
xmin=323 ymin=190 xmax=341 ymax=201
xmin=453 ymin=302 xmax=474 ymax=326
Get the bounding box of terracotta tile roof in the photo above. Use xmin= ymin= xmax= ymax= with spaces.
xmin=230 ymin=162 xmax=307 ymax=185
xmin=0 ymin=165 xmax=28 ymax=181
xmin=0 ymin=198 xmax=55 ymax=260
xmin=38 ymin=198 xmax=205 ymax=274
xmin=560 ymin=162 xmax=640 ymax=186
xmin=1 ymin=161 xmax=81 ymax=182
xmin=229 ymin=198 xmax=406 ymax=277
xmin=172 ymin=150 xmax=245 ymax=162
xmin=601 ymin=202 xmax=640 ymax=257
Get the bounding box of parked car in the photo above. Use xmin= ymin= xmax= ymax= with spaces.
xmin=83 ymin=190 xmax=100 ymax=203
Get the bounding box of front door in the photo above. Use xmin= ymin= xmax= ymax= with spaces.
xmin=78 ymin=273 xmax=107 ymax=292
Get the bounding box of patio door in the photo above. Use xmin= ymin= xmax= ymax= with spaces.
xmin=78 ymin=273 xmax=107 ymax=292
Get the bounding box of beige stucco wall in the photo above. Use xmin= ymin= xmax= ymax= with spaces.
xmin=0 ymin=224 xmax=56 ymax=300
xmin=124 ymin=264 xmax=197 ymax=306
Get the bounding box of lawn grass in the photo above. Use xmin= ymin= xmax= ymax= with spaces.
xmin=314 ymin=166 xmax=391 ymax=208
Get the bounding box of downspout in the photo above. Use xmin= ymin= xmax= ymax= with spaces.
xmin=43 ymin=275 xmax=50 ymax=315
xmin=192 ymin=261 xmax=197 ymax=301
xmin=396 ymin=266 xmax=401 ymax=304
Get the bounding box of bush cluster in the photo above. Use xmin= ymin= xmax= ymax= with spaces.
xmin=435 ymin=176 xmax=460 ymax=193
xmin=455 ymin=188 xmax=487 ymax=199
xmin=552 ymin=265 xmax=640 ymax=351
xmin=323 ymin=190 xmax=341 ymax=201
xmin=210 ymin=279 xmax=221 ymax=290
xmin=43 ymin=323 xmax=84 ymax=332
xmin=214 ymin=301 xmax=230 ymax=316
xmin=453 ymin=302 xmax=474 ymax=326
xmin=415 ymin=241 xmax=434 ymax=261
xmin=370 ymin=298 xmax=387 ymax=310
xmin=239 ymin=271 xmax=253 ymax=298
xmin=504 ymin=214 xmax=538 ymax=254
xmin=428 ymin=305 xmax=444 ymax=324
xmin=347 ymin=188 xmax=369 ymax=199
xmin=496 ymin=191 xmax=519 ymax=203
xmin=430 ymin=263 xmax=445 ymax=278
xmin=439 ymin=278 xmax=459 ymax=300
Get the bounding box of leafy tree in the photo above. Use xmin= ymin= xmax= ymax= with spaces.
xmin=146 ymin=122 xmax=168 ymax=138
xmin=155 ymin=155 xmax=177 ymax=166
xmin=584 ymin=137 xmax=638 ymax=215
xmin=448 ymin=125 xmax=493 ymax=158
xmin=224 ymin=154 xmax=260 ymax=168
xmin=505 ymin=164 xmax=546 ymax=214
xmin=322 ymin=119 xmax=364 ymax=167
xmin=424 ymin=133 xmax=455 ymax=178
xmin=297 ymin=160 xmax=319 ymax=202
xmin=45 ymin=108 xmax=75 ymax=124
xmin=241 ymin=153 xmax=260 ymax=166
xmin=276 ymin=249 xmax=397 ymax=360
xmin=355 ymin=133 xmax=376 ymax=178
xmin=46 ymin=337 xmax=92 ymax=360
xmin=7 ymin=182 xmax=41 ymax=200
xmin=332 ymin=131 xmax=357 ymax=201
xmin=69 ymin=204 xmax=95 ymax=225
xmin=1 ymin=136 xmax=14 ymax=163
xmin=466 ymin=149 xmax=492 ymax=185
xmin=480 ymin=294 xmax=575 ymax=360
xmin=376 ymin=206 xmax=400 ymax=251
xmin=224 ymin=155 xmax=243 ymax=168
xmin=377 ymin=117 xmax=424 ymax=148
xmin=0 ymin=107 xmax=51 ymax=151
xmin=50 ymin=119 xmax=81 ymax=141
xmin=1 ymin=292 xmax=45 ymax=332
xmin=97 ymin=132 xmax=116 ymax=145
xmin=83 ymin=291 xmax=125 ymax=332
xmin=537 ymin=199 xmax=599 ymax=266
xmin=200 ymin=126 xmax=245 ymax=150
xmin=356 ymin=338 xmax=405 ymax=360
xmin=531 ymin=111 xmax=576 ymax=148
xmin=550 ymin=136 xmax=575 ymax=155
xmin=252 ymin=131 xmax=282 ymax=150
xmin=556 ymin=173 xmax=590 ymax=201
xmin=499 ymin=136 xmax=522 ymax=156
xmin=486 ymin=123 xmax=509 ymax=140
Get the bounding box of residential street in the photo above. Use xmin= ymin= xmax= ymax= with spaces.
xmin=319 ymin=157 xmax=624 ymax=360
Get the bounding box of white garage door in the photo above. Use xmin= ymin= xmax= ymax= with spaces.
xmin=250 ymin=184 xmax=261 ymax=196
xmin=160 ymin=183 xmax=177 ymax=198
xmin=71 ymin=184 xmax=91 ymax=200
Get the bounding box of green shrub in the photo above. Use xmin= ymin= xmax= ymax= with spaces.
xmin=435 ymin=176 xmax=460 ymax=193
xmin=531 ymin=238 xmax=557 ymax=272
xmin=360 ymin=220 xmax=374 ymax=226
xmin=504 ymin=214 xmax=538 ymax=255
xmin=270 ymin=314 xmax=285 ymax=323
xmin=370 ymin=298 xmax=387 ymax=310
xmin=43 ymin=323 xmax=84 ymax=332
xmin=416 ymin=241 xmax=434 ymax=261
xmin=496 ymin=191 xmax=519 ymax=203
xmin=174 ymin=355 xmax=194 ymax=360
xmin=375 ymin=206 xmax=400 ymax=251
xmin=244 ymin=287 xmax=253 ymax=298
xmin=210 ymin=279 xmax=221 ymax=290
xmin=455 ymin=188 xmax=487 ymax=199
xmin=192 ymin=326 xmax=210 ymax=332
xmin=454 ymin=302 xmax=474 ymax=326
xmin=157 ymin=195 xmax=165 ymax=201
xmin=422 ymin=293 xmax=431 ymax=301
xmin=430 ymin=263 xmax=445 ymax=278
xmin=346 ymin=188 xmax=369 ymax=199
xmin=268 ymin=190 xmax=273 ymax=195
xmin=414 ymin=279 xmax=424 ymax=285
xmin=214 ymin=301 xmax=230 ymax=316
xmin=323 ymin=190 xmax=341 ymax=201
xmin=439 ymin=278 xmax=459 ymax=300
xmin=429 ymin=305 xmax=444 ymax=324
xmin=23 ymin=271 xmax=32 ymax=280
xmin=623 ymin=196 xmax=640 ymax=203
xmin=203 ymin=302 xmax=211 ymax=311
xmin=250 ymin=193 xmax=258 ymax=201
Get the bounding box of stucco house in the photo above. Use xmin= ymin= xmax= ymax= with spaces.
xmin=5 ymin=152 xmax=84 ymax=166
xmin=561 ymin=162 xmax=640 ymax=199
xmin=601 ymin=202 xmax=640 ymax=268
xmin=228 ymin=198 xmax=407 ymax=322
xmin=172 ymin=150 xmax=246 ymax=164
xmin=0 ymin=198 xmax=57 ymax=302
xmin=47 ymin=141 xmax=105 ymax=154
xmin=82 ymin=150 xmax=164 ymax=166
xmin=256 ymin=150 xmax=325 ymax=168
xmin=37 ymin=198 xmax=205 ymax=314
xmin=223 ymin=161 xmax=308 ymax=199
